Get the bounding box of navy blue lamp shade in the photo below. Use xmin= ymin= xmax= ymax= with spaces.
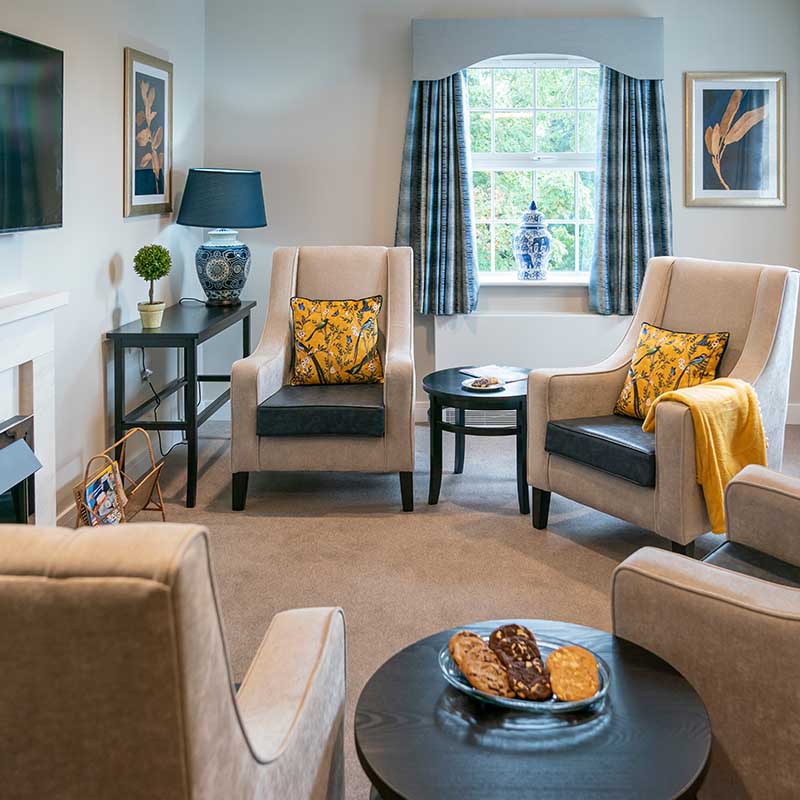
xmin=177 ymin=168 xmax=267 ymax=306
xmin=177 ymin=168 xmax=267 ymax=229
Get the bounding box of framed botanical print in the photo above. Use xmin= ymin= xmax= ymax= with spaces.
xmin=124 ymin=48 xmax=173 ymax=217
xmin=685 ymin=72 xmax=785 ymax=207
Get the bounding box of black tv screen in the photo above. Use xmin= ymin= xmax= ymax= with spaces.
xmin=0 ymin=31 xmax=63 ymax=233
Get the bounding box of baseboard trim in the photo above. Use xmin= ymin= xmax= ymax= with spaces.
xmin=415 ymin=401 xmax=428 ymax=423
xmin=788 ymin=404 xmax=800 ymax=425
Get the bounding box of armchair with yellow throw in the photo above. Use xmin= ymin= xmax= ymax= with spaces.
xmin=527 ymin=257 xmax=798 ymax=553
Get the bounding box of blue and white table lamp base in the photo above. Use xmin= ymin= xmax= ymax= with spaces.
xmin=177 ymin=168 xmax=267 ymax=306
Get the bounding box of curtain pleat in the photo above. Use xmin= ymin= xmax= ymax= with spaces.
xmin=395 ymin=71 xmax=479 ymax=315
xmin=590 ymin=66 xmax=672 ymax=315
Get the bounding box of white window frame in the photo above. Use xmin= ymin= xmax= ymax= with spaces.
xmin=468 ymin=56 xmax=599 ymax=284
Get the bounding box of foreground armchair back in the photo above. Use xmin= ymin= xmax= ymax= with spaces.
xmin=231 ymin=246 xmax=415 ymax=510
xmin=528 ymin=257 xmax=798 ymax=550
xmin=0 ymin=525 xmax=345 ymax=800
xmin=613 ymin=466 xmax=800 ymax=798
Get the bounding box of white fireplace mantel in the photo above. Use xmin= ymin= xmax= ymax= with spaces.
xmin=0 ymin=291 xmax=69 ymax=526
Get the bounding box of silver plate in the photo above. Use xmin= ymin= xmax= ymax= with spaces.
xmin=461 ymin=377 xmax=506 ymax=392
xmin=439 ymin=632 xmax=610 ymax=713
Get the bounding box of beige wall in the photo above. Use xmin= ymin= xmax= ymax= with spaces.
xmin=204 ymin=0 xmax=800 ymax=410
xmin=0 ymin=0 xmax=206 ymax=515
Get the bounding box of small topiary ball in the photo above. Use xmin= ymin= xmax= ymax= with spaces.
xmin=134 ymin=244 xmax=172 ymax=282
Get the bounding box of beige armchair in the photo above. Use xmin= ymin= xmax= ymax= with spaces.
xmin=0 ymin=524 xmax=345 ymax=800
xmin=528 ymin=257 xmax=798 ymax=553
xmin=613 ymin=465 xmax=800 ymax=798
xmin=231 ymin=246 xmax=415 ymax=511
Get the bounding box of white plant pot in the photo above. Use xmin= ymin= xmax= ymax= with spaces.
xmin=138 ymin=301 xmax=166 ymax=328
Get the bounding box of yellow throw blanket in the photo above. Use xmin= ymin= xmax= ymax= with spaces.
xmin=641 ymin=378 xmax=766 ymax=534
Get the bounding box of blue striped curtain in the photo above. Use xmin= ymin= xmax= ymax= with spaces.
xmin=590 ymin=67 xmax=673 ymax=315
xmin=395 ymin=71 xmax=479 ymax=315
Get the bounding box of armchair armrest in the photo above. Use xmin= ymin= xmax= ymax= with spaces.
xmin=527 ymin=355 xmax=631 ymax=489
xmin=230 ymin=348 xmax=287 ymax=472
xmin=612 ymin=548 xmax=800 ymax=797
xmin=236 ymin=608 xmax=345 ymax=795
xmin=726 ymin=465 xmax=800 ymax=567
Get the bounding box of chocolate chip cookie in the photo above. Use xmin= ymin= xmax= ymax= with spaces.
xmin=491 ymin=634 xmax=542 ymax=670
xmin=488 ymin=624 xmax=536 ymax=650
xmin=546 ymin=645 xmax=600 ymax=702
xmin=448 ymin=631 xmax=484 ymax=665
xmin=459 ymin=644 xmax=514 ymax=698
xmin=507 ymin=662 xmax=553 ymax=700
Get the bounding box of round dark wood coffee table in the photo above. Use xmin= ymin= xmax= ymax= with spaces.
xmin=422 ymin=367 xmax=531 ymax=514
xmin=355 ymin=620 xmax=710 ymax=800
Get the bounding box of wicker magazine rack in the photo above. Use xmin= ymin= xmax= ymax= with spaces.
xmin=74 ymin=427 xmax=165 ymax=527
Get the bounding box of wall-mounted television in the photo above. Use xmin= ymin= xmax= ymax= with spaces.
xmin=0 ymin=31 xmax=63 ymax=233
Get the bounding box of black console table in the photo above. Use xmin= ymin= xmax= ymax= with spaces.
xmin=107 ymin=301 xmax=256 ymax=507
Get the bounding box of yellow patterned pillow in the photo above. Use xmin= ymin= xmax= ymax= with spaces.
xmin=290 ymin=295 xmax=384 ymax=385
xmin=615 ymin=322 xmax=730 ymax=419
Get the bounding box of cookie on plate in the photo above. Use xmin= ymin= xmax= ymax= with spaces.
xmin=507 ymin=661 xmax=553 ymax=701
xmin=491 ymin=634 xmax=542 ymax=670
xmin=448 ymin=631 xmax=484 ymax=666
xmin=488 ymin=624 xmax=536 ymax=650
xmin=546 ymin=645 xmax=600 ymax=702
xmin=459 ymin=644 xmax=514 ymax=698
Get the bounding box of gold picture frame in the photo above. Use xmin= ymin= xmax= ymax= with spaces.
xmin=124 ymin=47 xmax=173 ymax=217
xmin=685 ymin=71 xmax=785 ymax=207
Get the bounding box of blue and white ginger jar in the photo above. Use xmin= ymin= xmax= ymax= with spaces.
xmin=512 ymin=201 xmax=551 ymax=281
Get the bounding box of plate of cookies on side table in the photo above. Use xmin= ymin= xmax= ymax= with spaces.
xmin=440 ymin=623 xmax=610 ymax=713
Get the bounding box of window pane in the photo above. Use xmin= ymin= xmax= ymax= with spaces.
xmin=577 ymin=170 xmax=595 ymax=219
xmin=579 ymin=223 xmax=595 ymax=271
xmin=495 ymin=112 xmax=533 ymax=152
xmin=548 ymin=224 xmax=576 ymax=271
xmin=476 ymin=223 xmax=492 ymax=271
xmin=467 ymin=69 xmax=492 ymax=108
xmin=536 ymin=68 xmax=576 ymax=107
xmin=493 ymin=68 xmax=533 ymax=108
xmin=472 ymin=171 xmax=492 ymax=219
xmin=536 ymin=170 xmax=575 ymax=219
xmin=470 ymin=112 xmax=491 ymax=152
xmin=494 ymin=171 xmax=532 ymax=220
xmin=578 ymin=110 xmax=598 ymax=153
xmin=536 ymin=110 xmax=576 ymax=153
xmin=494 ymin=223 xmax=517 ymax=271
xmin=578 ymin=68 xmax=600 ymax=108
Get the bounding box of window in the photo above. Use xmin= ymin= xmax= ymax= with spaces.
xmin=467 ymin=58 xmax=600 ymax=276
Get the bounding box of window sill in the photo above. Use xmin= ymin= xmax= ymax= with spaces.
xmin=479 ymin=273 xmax=590 ymax=288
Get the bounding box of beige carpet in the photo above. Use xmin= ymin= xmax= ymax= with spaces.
xmin=158 ymin=422 xmax=800 ymax=799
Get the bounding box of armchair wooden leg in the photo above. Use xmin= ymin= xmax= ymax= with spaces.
xmin=400 ymin=472 xmax=414 ymax=512
xmin=232 ymin=471 xmax=249 ymax=511
xmin=671 ymin=541 xmax=696 ymax=558
xmin=531 ymin=488 xmax=551 ymax=529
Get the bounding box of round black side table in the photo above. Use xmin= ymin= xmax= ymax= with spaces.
xmin=422 ymin=368 xmax=531 ymax=514
xmin=355 ymin=619 xmax=711 ymax=800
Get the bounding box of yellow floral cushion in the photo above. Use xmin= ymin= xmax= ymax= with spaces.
xmin=290 ymin=295 xmax=384 ymax=385
xmin=615 ymin=322 xmax=730 ymax=419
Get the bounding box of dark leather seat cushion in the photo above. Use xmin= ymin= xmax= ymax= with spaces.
xmin=702 ymin=541 xmax=800 ymax=589
xmin=545 ymin=414 xmax=656 ymax=487
xmin=257 ymin=384 xmax=384 ymax=437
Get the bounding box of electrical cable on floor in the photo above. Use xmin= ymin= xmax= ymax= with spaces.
xmin=139 ymin=348 xmax=203 ymax=459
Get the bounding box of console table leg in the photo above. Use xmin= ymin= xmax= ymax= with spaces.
xmin=454 ymin=408 xmax=465 ymax=474
xmin=516 ymin=402 xmax=530 ymax=515
xmin=184 ymin=343 xmax=198 ymax=508
xmin=428 ymin=397 xmax=443 ymax=505
xmin=113 ymin=341 xmax=125 ymax=465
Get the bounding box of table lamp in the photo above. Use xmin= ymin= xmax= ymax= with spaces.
xmin=177 ymin=168 xmax=267 ymax=306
